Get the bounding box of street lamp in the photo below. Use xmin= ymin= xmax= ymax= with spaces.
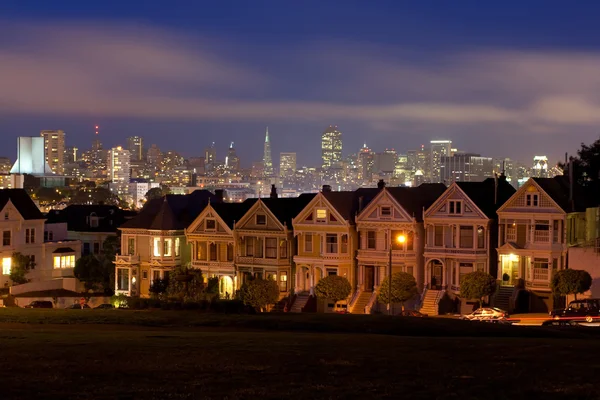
xmin=388 ymin=230 xmax=406 ymax=315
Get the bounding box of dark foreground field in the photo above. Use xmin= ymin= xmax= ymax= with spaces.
xmin=0 ymin=310 xmax=598 ymax=399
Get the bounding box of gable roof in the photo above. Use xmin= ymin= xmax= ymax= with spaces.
xmin=258 ymin=193 xmax=317 ymax=227
xmin=211 ymin=200 xmax=259 ymax=229
xmin=531 ymin=176 xmax=592 ymax=213
xmin=456 ymin=177 xmax=516 ymax=218
xmin=386 ymin=183 xmax=447 ymax=222
xmin=46 ymin=205 xmax=136 ymax=232
xmin=0 ymin=189 xmax=44 ymax=220
xmin=322 ymin=188 xmax=381 ymax=222
xmin=120 ymin=190 xmax=217 ymax=230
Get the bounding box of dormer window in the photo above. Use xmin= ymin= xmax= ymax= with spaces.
xmin=526 ymin=193 xmax=539 ymax=207
xmin=316 ymin=209 xmax=327 ymax=223
xmin=206 ymin=219 xmax=216 ymax=231
xmin=380 ymin=206 xmax=392 ymax=217
xmin=448 ymin=200 xmax=462 ymax=215
xmin=256 ymin=214 xmax=267 ymax=225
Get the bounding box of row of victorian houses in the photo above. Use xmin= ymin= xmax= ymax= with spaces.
xmin=114 ymin=175 xmax=600 ymax=314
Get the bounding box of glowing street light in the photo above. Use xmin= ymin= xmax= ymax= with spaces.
xmin=388 ymin=231 xmax=407 ymax=315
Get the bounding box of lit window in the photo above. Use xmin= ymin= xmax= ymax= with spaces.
xmin=256 ymin=215 xmax=267 ymax=225
xmin=153 ymin=237 xmax=161 ymax=257
xmin=164 ymin=239 xmax=172 ymax=257
xmin=380 ymin=206 xmax=392 ymax=217
xmin=53 ymin=255 xmax=75 ymax=269
xmin=2 ymin=257 xmax=11 ymax=275
xmin=175 ymin=238 xmax=180 ymax=257
xmin=316 ymin=209 xmax=327 ymax=222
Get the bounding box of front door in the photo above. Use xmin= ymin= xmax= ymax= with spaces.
xmin=431 ymin=262 xmax=443 ymax=289
xmin=364 ymin=266 xmax=375 ymax=292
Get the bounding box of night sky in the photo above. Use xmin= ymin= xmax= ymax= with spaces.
xmin=2 ymin=0 xmax=600 ymax=167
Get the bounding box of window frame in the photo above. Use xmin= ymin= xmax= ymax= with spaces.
xmin=367 ymin=231 xmax=376 ymax=249
xmin=380 ymin=206 xmax=392 ymax=217
xmin=316 ymin=208 xmax=327 ymax=223
xmin=205 ymin=218 xmax=217 ymax=231
xmin=304 ymin=234 xmax=313 ymax=252
xmin=448 ymin=200 xmax=463 ymax=215
xmin=256 ymin=214 xmax=267 ymax=225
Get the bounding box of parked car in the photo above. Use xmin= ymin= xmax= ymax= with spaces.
xmin=461 ymin=307 xmax=509 ymax=322
xmin=66 ymin=303 xmax=90 ymax=309
xmin=548 ymin=299 xmax=600 ymax=324
xmin=399 ymin=310 xmax=427 ymax=317
xmin=23 ymin=301 xmax=53 ymax=309
xmin=95 ymin=303 xmax=115 ymax=309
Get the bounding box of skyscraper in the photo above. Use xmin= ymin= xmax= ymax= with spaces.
xmin=358 ymin=143 xmax=373 ymax=182
xmin=127 ymin=136 xmax=144 ymax=161
xmin=204 ymin=142 xmax=217 ymax=172
xmin=108 ymin=146 xmax=131 ymax=196
xmin=440 ymin=153 xmax=493 ymax=183
xmin=147 ymin=144 xmax=162 ymax=165
xmin=40 ymin=130 xmax=65 ymax=174
xmin=279 ymin=152 xmax=297 ymax=179
xmin=430 ymin=140 xmax=452 ymax=183
xmin=226 ymin=142 xmax=240 ymax=173
xmin=263 ymin=127 xmax=273 ymax=177
xmin=321 ymin=125 xmax=343 ymax=171
xmin=64 ymin=147 xmax=78 ymax=164
xmin=532 ymin=156 xmax=549 ymax=178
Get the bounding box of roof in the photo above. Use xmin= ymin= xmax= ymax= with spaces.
xmin=0 ymin=189 xmax=44 ymax=220
xmin=259 ymin=193 xmax=317 ymax=227
xmin=323 ymin=187 xmax=381 ymax=222
xmin=211 ymin=200 xmax=259 ymax=229
xmin=52 ymin=247 xmax=76 ymax=254
xmin=46 ymin=205 xmax=137 ymax=232
xmin=456 ymin=177 xmax=517 ymax=218
xmin=532 ymin=176 xmax=594 ymax=213
xmin=386 ymin=183 xmax=448 ymax=221
xmin=120 ymin=190 xmax=217 ymax=230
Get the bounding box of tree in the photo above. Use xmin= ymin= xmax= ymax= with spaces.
xmin=377 ymin=272 xmax=418 ymax=311
xmin=145 ymin=186 xmax=171 ymax=202
xmin=240 ymin=278 xmax=279 ymax=312
xmin=74 ymin=255 xmax=104 ymax=292
xmin=551 ymin=269 xmax=592 ymax=300
xmin=560 ymin=137 xmax=600 ymax=186
xmin=149 ymin=278 xmax=169 ymax=298
xmin=460 ymin=271 xmax=496 ymax=308
xmin=9 ymin=252 xmax=33 ymax=285
xmin=166 ymin=265 xmax=205 ymax=302
xmin=314 ymin=275 xmax=352 ymax=304
xmin=33 ymin=187 xmax=63 ymax=204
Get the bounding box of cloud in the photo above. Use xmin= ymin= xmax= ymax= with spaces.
xmin=2 ymin=19 xmax=600 ymax=134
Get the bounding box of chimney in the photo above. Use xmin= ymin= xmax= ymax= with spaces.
xmin=322 ymin=185 xmax=332 ymax=193
xmin=270 ymin=184 xmax=278 ymax=199
xmin=214 ymin=189 xmax=224 ymax=203
xmin=377 ymin=179 xmax=386 ymax=190
xmin=358 ymin=196 xmax=364 ymax=213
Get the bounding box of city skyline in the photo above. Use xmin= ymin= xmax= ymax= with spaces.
xmin=2 ymin=2 xmax=600 ymax=166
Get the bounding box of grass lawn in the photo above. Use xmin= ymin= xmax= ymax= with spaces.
xmin=0 ymin=309 xmax=598 ymax=399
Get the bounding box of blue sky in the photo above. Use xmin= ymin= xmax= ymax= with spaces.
xmin=1 ymin=1 xmax=600 ymax=167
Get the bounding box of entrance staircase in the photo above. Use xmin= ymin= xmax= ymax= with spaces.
xmin=290 ymin=293 xmax=310 ymax=313
xmin=420 ymin=289 xmax=442 ymax=316
xmin=351 ymin=291 xmax=373 ymax=314
xmin=493 ymin=286 xmax=514 ymax=312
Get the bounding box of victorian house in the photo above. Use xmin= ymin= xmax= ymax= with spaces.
xmin=496 ymin=176 xmax=584 ymax=312
xmin=422 ymin=177 xmax=515 ymax=314
xmin=352 ymin=183 xmax=446 ymax=314
xmin=115 ymin=190 xmax=216 ymax=297
xmin=186 ymin=200 xmax=255 ymax=298
xmin=292 ymin=185 xmax=379 ymax=311
xmin=233 ymin=191 xmax=316 ymax=299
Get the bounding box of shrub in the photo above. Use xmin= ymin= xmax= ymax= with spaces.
xmin=460 ymin=271 xmax=496 ymax=308
xmin=239 ymin=279 xmax=279 ymax=312
xmin=377 ymin=272 xmax=418 ymax=310
xmin=551 ymin=269 xmax=592 ymax=300
xmin=111 ymin=293 xmax=129 ymax=308
xmin=314 ymin=275 xmax=352 ymax=304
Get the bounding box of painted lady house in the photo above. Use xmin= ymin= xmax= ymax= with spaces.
xmin=115 ymin=190 xmax=217 ymax=297
xmin=422 ymin=176 xmax=515 ymax=315
xmin=352 ymin=183 xmax=446 ymax=314
xmin=232 ymin=187 xmax=315 ymax=300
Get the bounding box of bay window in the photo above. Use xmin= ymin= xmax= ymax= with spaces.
xmin=304 ymin=234 xmax=313 ymax=252
xmin=53 ymin=255 xmax=75 ymax=269
xmin=117 ymin=268 xmax=130 ymax=291
xmin=2 ymin=257 xmax=11 ymax=275
xmin=459 ymin=226 xmax=474 ymax=248
xmin=325 ymin=234 xmax=338 ymax=254
xmin=153 ymin=237 xmax=161 ymax=257
xmin=265 ymin=238 xmax=277 ymax=259
xmin=163 ymin=238 xmax=172 ymax=257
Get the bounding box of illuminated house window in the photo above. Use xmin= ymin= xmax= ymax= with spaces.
xmin=164 ymin=239 xmax=172 ymax=257
xmin=153 ymin=237 xmax=161 ymax=257
xmin=175 ymin=238 xmax=180 ymax=257
xmin=279 ymin=272 xmax=288 ymax=292
xmin=117 ymin=268 xmax=130 ymax=291
xmin=2 ymin=257 xmax=11 ymax=275
xmin=316 ymin=209 xmax=327 ymax=223
xmin=53 ymin=255 xmax=75 ymax=269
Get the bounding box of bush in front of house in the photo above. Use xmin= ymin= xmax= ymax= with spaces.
xmin=315 ymin=275 xmax=352 ymax=305
xmin=551 ymin=269 xmax=592 ymax=300
xmin=377 ymin=272 xmax=418 ymax=311
xmin=239 ymin=278 xmax=280 ymax=312
xmin=460 ymin=271 xmax=496 ymax=308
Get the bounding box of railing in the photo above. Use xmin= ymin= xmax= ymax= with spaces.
xmin=419 ymin=288 xmax=428 ymax=310
xmin=357 ymin=249 xmax=412 ymax=259
xmin=115 ymin=255 xmax=140 ymax=264
xmin=424 ymin=247 xmax=487 ymax=255
xmin=533 ymin=268 xmax=549 ymax=281
xmin=191 ymin=260 xmax=234 ymax=268
xmin=348 ymin=288 xmax=360 ymax=312
xmin=364 ymin=292 xmax=378 ymax=314
xmin=533 ymin=230 xmax=550 ymax=243
xmin=236 ymin=256 xmax=289 ymax=266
